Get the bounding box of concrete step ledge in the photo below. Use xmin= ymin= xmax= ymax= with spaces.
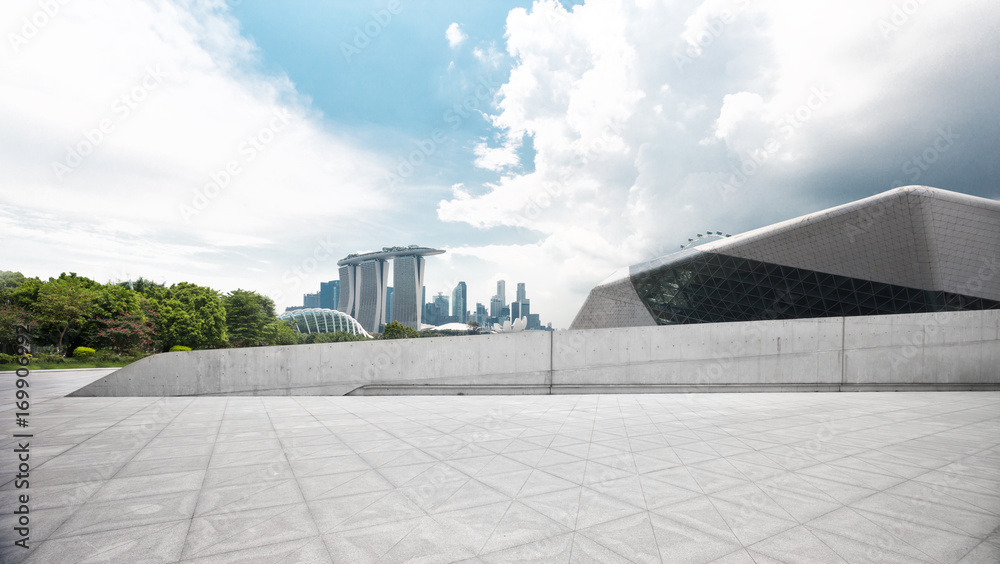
xmin=351 ymin=382 xmax=1000 ymax=395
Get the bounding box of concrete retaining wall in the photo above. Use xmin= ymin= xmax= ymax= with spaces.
xmin=70 ymin=309 xmax=1000 ymax=397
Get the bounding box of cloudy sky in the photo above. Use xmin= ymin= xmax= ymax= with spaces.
xmin=2 ymin=0 xmax=998 ymax=328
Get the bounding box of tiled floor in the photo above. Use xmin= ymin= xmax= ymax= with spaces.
xmin=2 ymin=389 xmax=999 ymax=563
xmin=0 ymin=368 xmax=117 ymax=413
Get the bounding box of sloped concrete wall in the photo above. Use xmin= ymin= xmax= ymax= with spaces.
xmin=70 ymin=331 xmax=553 ymax=397
xmin=70 ymin=310 xmax=999 ymax=397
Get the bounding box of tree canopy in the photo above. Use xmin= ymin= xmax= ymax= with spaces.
xmin=0 ymin=270 xmax=380 ymax=359
xmin=382 ymin=320 xmax=420 ymax=339
xmin=34 ymin=275 xmax=98 ymax=353
xmin=223 ymin=289 xmax=276 ymax=347
xmin=156 ymin=282 xmax=227 ymax=349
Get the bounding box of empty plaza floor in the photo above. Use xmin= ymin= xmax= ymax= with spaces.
xmin=1 ymin=374 xmax=998 ymax=563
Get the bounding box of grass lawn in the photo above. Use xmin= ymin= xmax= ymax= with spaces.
xmin=0 ymin=357 xmax=143 ymax=371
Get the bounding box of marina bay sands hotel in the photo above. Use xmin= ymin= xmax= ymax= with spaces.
xmin=337 ymin=246 xmax=445 ymax=333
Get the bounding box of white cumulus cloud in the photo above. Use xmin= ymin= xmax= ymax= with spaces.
xmin=438 ymin=0 xmax=1000 ymax=326
xmin=446 ymin=22 xmax=467 ymax=49
xmin=0 ymin=0 xmax=394 ymax=307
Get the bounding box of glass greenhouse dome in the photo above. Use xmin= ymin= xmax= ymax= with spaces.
xmin=278 ymin=308 xmax=372 ymax=338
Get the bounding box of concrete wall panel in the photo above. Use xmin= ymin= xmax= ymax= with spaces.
xmin=71 ymin=310 xmax=999 ymax=397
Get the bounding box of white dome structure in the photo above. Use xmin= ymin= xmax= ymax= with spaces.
xmin=278 ymin=308 xmax=372 ymax=338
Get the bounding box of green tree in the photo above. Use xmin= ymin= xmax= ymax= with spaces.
xmin=156 ymin=299 xmax=199 ymax=349
xmin=264 ymin=319 xmax=299 ymax=346
xmin=8 ymin=276 xmax=42 ymax=310
xmin=78 ymin=282 xmax=144 ymax=348
xmin=382 ymin=320 xmax=419 ymax=339
xmin=126 ymin=277 xmax=167 ymax=299
xmin=0 ymin=304 xmax=33 ymax=353
xmin=304 ymin=331 xmax=370 ymax=343
xmin=95 ymin=313 xmax=155 ymax=354
xmin=93 ymin=283 xmax=142 ymax=318
xmin=223 ymin=289 xmax=275 ymax=347
xmin=34 ymin=276 xmax=97 ymax=353
xmin=0 ymin=271 xmax=26 ymax=304
xmin=154 ymin=282 xmax=227 ymax=350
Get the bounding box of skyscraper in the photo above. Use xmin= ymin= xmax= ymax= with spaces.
xmin=392 ymin=255 xmax=426 ymax=330
xmin=337 ymin=246 xmax=444 ymax=333
xmin=303 ymin=292 xmax=320 ymax=308
xmin=385 ymin=287 xmax=394 ymax=324
xmin=475 ymin=303 xmax=487 ymax=326
xmin=320 ymin=280 xmax=339 ymax=310
xmin=516 ymin=282 xmax=526 ymax=302
xmin=355 ymin=259 xmax=389 ymax=333
xmin=490 ymin=295 xmax=503 ymax=318
xmin=497 ymin=280 xmax=506 ymax=305
xmin=452 ymin=281 xmax=467 ymax=323
xmin=337 ymin=265 xmax=354 ymax=313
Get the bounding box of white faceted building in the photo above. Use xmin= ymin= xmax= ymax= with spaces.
xmin=571 ymin=186 xmax=1000 ymax=329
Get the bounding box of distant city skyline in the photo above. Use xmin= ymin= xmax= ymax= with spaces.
xmin=4 ymin=2 xmax=998 ymax=329
xmin=291 ymin=273 xmax=550 ymax=331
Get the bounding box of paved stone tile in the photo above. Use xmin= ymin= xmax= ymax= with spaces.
xmin=182 ymin=502 xmax=319 ymax=560
xmin=181 ymin=535 xmax=332 ymax=564
xmin=50 ymin=490 xmax=198 ymax=538
xmin=1 ymin=391 xmax=998 ymax=563
xmin=7 ymin=520 xmax=189 ymax=563
xmin=195 ymin=479 xmax=305 ymax=516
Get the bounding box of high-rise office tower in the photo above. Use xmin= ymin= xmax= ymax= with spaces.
xmin=320 ymin=280 xmax=340 ymax=310
xmin=452 ymin=281 xmax=467 ymax=323
xmin=511 ymin=302 xmax=520 ymax=320
xmin=303 ymin=292 xmax=321 ymax=308
xmin=516 ymin=282 xmax=526 ymax=302
xmin=490 ymin=295 xmax=503 ymax=318
xmin=497 ymin=280 xmax=506 ymax=305
xmin=528 ymin=314 xmax=541 ymax=330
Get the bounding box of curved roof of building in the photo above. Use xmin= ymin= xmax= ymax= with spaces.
xmin=278 ymin=308 xmax=373 ymax=338
xmin=337 ymin=246 xmax=445 ymax=266
xmin=572 ymin=186 xmax=1000 ymax=329
xmin=686 ymin=186 xmax=1000 ymax=299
